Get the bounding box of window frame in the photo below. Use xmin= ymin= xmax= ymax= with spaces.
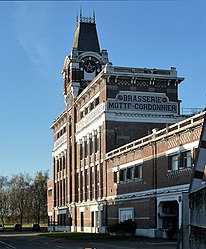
xmin=180 ymin=150 xmax=192 ymax=169
xmin=134 ymin=164 xmax=143 ymax=179
xmin=168 ymin=153 xmax=179 ymax=171
xmin=119 ymin=207 xmax=134 ymax=222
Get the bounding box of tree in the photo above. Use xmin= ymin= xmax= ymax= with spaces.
xmin=30 ymin=171 xmax=49 ymax=224
xmin=9 ymin=173 xmax=32 ymax=225
xmin=0 ymin=176 xmax=9 ymax=225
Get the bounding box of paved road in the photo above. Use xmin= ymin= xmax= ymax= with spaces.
xmin=0 ymin=232 xmax=177 ymax=249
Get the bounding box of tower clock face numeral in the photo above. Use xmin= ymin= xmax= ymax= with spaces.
xmin=84 ymin=60 xmax=96 ymax=73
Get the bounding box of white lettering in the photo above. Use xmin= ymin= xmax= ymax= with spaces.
xmin=108 ymin=91 xmax=178 ymax=115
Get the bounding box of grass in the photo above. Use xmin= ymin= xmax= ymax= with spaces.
xmin=39 ymin=231 xmax=139 ymax=241
xmin=3 ymin=223 xmax=47 ymax=230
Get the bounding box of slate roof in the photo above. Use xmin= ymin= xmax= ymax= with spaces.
xmin=73 ymin=21 xmax=100 ymax=53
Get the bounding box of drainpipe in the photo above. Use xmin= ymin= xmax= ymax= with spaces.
xmin=152 ymin=129 xmax=158 ymax=230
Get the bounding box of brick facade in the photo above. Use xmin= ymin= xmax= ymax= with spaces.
xmin=47 ymin=14 xmax=205 ymax=237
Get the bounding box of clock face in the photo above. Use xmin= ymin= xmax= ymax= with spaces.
xmin=84 ymin=60 xmax=96 ymax=73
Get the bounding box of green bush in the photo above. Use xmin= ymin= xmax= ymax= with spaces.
xmin=107 ymin=219 xmax=136 ymax=235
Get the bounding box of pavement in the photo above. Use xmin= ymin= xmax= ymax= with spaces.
xmin=0 ymin=231 xmax=178 ymax=249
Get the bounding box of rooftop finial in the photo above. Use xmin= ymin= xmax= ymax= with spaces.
xmin=76 ymin=12 xmax=78 ymax=26
xmin=80 ymin=7 xmax=83 ymax=21
xmin=77 ymin=8 xmax=95 ymax=24
xmin=93 ymin=9 xmax=95 ymax=22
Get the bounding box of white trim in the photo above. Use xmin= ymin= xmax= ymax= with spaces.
xmin=157 ymin=193 xmax=181 ymax=205
xmin=117 ymin=159 xmax=143 ymax=171
xmin=53 ymin=143 xmax=67 ymax=158
xmin=57 ymin=209 xmax=67 ymax=214
xmin=106 ymin=184 xmax=189 ymax=202
xmin=48 ymin=226 xmax=70 ymax=232
xmin=78 ymin=51 xmax=103 ymax=62
xmin=106 ymin=112 xmax=183 ymax=124
xmin=90 ymin=205 xmax=98 ymax=212
xmin=157 ymin=193 xmax=183 ymax=229
xmin=165 ymin=141 xmax=199 ymax=156
xmin=80 ymin=207 xmax=84 ymax=212
xmin=76 ymin=106 xmax=105 ymax=141
xmin=136 ymin=229 xmax=156 ymax=238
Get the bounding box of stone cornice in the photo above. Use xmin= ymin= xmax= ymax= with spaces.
xmin=50 ymin=110 xmax=67 ymax=129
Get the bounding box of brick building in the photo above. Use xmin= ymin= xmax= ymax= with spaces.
xmin=47 ymin=13 xmax=205 ymax=238
xmin=189 ymin=114 xmax=206 ymax=249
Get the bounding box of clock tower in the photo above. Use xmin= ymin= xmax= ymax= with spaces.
xmin=62 ymin=12 xmax=111 ymax=107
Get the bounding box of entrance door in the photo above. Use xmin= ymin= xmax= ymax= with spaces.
xmin=80 ymin=212 xmax=84 ymax=231
xmin=158 ymin=200 xmax=179 ymax=237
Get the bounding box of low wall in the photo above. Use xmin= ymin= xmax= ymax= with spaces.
xmin=190 ymin=187 xmax=206 ymax=249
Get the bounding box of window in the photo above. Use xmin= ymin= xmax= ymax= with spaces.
xmin=113 ymin=172 xmax=117 ymax=183
xmin=90 ymin=102 xmax=94 ymax=111
xmin=134 ymin=164 xmax=142 ymax=179
xmin=168 ymin=151 xmax=192 ymax=171
xmin=59 ymin=157 xmax=62 ymax=171
xmin=127 ymin=167 xmax=132 ymax=180
xmin=85 ymin=169 xmax=88 ymax=200
xmin=54 ymin=184 xmax=57 ymax=206
xmin=94 ymin=135 xmax=98 ymax=153
xmin=118 ymin=164 xmax=143 ymax=184
xmin=48 ymin=189 xmax=52 ymax=196
xmin=90 ymin=168 xmax=95 ymax=200
xmin=95 ymin=97 xmax=99 ymax=106
xmin=60 ymin=180 xmax=62 ymax=206
xmin=96 ymin=169 xmax=99 ymax=199
xmin=57 ymin=159 xmax=59 ymax=172
xmin=63 ymin=179 xmax=66 ymax=205
xmin=80 ymin=171 xmax=83 ymax=202
xmin=181 ymin=150 xmax=192 ymax=168
xmin=100 ymin=163 xmax=103 ymax=197
xmin=168 ymin=154 xmax=179 ymax=171
xmin=63 ymin=155 xmax=66 ymax=169
xmin=76 ymin=172 xmax=79 ymax=202
xmin=119 ymin=208 xmax=133 ymax=222
xmin=120 ymin=169 xmax=126 ymax=182
xmin=84 ymin=140 xmax=88 ymax=158
xmin=91 ymin=212 xmax=94 ymax=227
xmin=80 ymin=143 xmax=83 ymax=160
xmin=89 ymin=137 xmax=93 ymax=155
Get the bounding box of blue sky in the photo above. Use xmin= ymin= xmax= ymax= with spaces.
xmin=0 ymin=1 xmax=205 ymax=177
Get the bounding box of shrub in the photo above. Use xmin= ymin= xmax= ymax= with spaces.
xmin=106 ymin=219 xmax=136 ymax=235
xmin=120 ymin=219 xmax=136 ymax=234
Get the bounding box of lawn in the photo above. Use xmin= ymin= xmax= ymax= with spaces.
xmin=39 ymin=231 xmax=138 ymax=241
xmin=3 ymin=223 xmax=47 ymax=230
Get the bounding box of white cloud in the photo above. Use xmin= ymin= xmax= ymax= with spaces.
xmin=12 ymin=2 xmax=53 ymax=69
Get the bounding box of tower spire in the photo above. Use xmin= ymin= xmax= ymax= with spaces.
xmin=76 ymin=12 xmax=78 ymax=27
xmin=93 ymin=9 xmax=95 ymax=22
xmin=80 ymin=7 xmax=83 ymax=22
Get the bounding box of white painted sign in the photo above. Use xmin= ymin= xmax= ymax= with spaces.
xmin=107 ymin=91 xmax=178 ymax=115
